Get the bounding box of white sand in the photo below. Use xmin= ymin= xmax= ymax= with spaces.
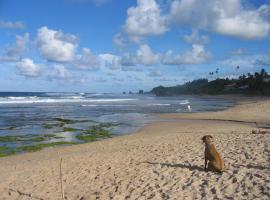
xmin=0 ymin=99 xmax=269 ymax=199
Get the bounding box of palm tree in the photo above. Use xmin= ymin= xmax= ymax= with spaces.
xmin=236 ymin=66 xmax=240 ymax=79
xmin=209 ymin=72 xmax=214 ymax=80
xmin=215 ymin=68 xmax=219 ymax=79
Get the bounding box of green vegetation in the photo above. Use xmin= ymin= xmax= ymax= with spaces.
xmin=18 ymin=142 xmax=77 ymax=152
xmin=53 ymin=118 xmax=90 ymax=124
xmin=0 ymin=146 xmax=15 ymax=157
xmin=76 ymin=124 xmax=113 ymax=142
xmin=63 ymin=127 xmax=79 ymax=132
xmin=42 ymin=123 xmax=64 ymax=129
xmin=0 ymin=120 xmax=119 ymax=157
xmin=151 ymin=69 xmax=270 ymax=96
xmin=0 ymin=134 xmax=64 ymax=143
xmin=43 ymin=118 xmax=93 ymax=129
xmin=0 ymin=135 xmax=21 ymax=142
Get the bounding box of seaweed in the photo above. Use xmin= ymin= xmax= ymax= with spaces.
xmin=75 ymin=124 xmax=112 ymax=142
xmin=0 ymin=120 xmax=120 ymax=156
xmin=76 ymin=134 xmax=97 ymax=142
xmin=63 ymin=127 xmax=79 ymax=132
xmin=0 ymin=146 xmax=8 ymax=152
xmin=0 ymin=136 xmax=20 ymax=142
xmin=53 ymin=118 xmax=91 ymax=124
xmin=0 ymin=146 xmax=15 ymax=157
xmin=0 ymin=134 xmax=64 ymax=143
xmin=18 ymin=142 xmax=77 ymax=152
xmin=42 ymin=123 xmax=65 ymax=129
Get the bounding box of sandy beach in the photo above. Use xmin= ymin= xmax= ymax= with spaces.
xmin=0 ymin=99 xmax=269 ymax=200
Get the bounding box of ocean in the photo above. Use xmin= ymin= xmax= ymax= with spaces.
xmin=0 ymin=92 xmax=235 ymax=155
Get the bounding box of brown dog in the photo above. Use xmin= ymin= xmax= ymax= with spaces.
xmin=202 ymin=135 xmax=224 ymax=173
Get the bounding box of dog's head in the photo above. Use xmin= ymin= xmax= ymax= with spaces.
xmin=201 ymin=135 xmax=213 ymax=143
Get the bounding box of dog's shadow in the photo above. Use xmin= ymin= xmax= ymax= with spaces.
xmin=144 ymin=161 xmax=205 ymax=172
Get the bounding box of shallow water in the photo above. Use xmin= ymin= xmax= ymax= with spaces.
xmin=0 ymin=92 xmax=235 ymax=154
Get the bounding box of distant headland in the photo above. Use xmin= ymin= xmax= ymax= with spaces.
xmin=151 ymin=69 xmax=270 ymax=96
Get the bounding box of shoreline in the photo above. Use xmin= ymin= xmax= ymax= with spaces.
xmin=0 ymin=98 xmax=269 ymax=199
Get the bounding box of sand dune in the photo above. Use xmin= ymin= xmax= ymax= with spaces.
xmin=0 ymin=100 xmax=269 ymax=199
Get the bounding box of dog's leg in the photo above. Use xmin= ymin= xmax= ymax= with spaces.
xmin=204 ymin=158 xmax=208 ymax=171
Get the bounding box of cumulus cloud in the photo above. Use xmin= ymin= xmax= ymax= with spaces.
xmin=0 ymin=33 xmax=29 ymax=62
xmin=120 ymin=53 xmax=138 ymax=67
xmin=253 ymin=50 xmax=270 ymax=66
xmin=170 ymin=0 xmax=270 ymax=39
xmin=50 ymin=64 xmax=74 ymax=79
xmin=121 ymin=65 xmax=142 ymax=72
xmin=220 ymin=56 xmax=256 ymax=69
xmin=47 ymin=64 xmax=88 ymax=83
xmin=36 ymin=26 xmax=78 ymax=63
xmin=124 ymin=0 xmax=169 ymax=38
xmin=113 ymin=33 xmax=127 ymax=49
xmin=136 ymin=44 xmax=160 ymax=65
xmin=120 ymin=44 xmax=160 ymax=66
xmin=99 ymin=54 xmax=120 ymax=70
xmin=162 ymin=44 xmax=211 ymax=65
xmin=183 ymin=29 xmax=209 ymax=45
xmin=148 ymin=69 xmax=163 ymax=77
xmin=17 ymin=58 xmax=42 ymax=77
xmin=74 ymin=48 xmax=99 ymax=70
xmin=0 ymin=20 xmax=25 ymax=29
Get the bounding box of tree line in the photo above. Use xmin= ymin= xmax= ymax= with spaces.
xmin=151 ymin=69 xmax=270 ymax=96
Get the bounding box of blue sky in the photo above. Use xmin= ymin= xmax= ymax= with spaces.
xmin=0 ymin=0 xmax=270 ymax=92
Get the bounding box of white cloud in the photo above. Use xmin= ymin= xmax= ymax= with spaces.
xmin=74 ymin=48 xmax=99 ymax=70
xmin=163 ymin=44 xmax=211 ymax=65
xmin=99 ymin=54 xmax=120 ymax=69
xmin=0 ymin=33 xmax=29 ymax=62
xmin=170 ymin=0 xmax=270 ymax=39
xmin=113 ymin=33 xmax=127 ymax=49
xmin=124 ymin=0 xmax=169 ymax=37
xmin=17 ymin=58 xmax=42 ymax=77
xmin=120 ymin=44 xmax=159 ymax=66
xmin=120 ymin=53 xmax=138 ymax=67
xmin=50 ymin=64 xmax=73 ymax=79
xmin=136 ymin=44 xmax=160 ymax=65
xmin=230 ymin=48 xmax=248 ymax=56
xmin=183 ymin=29 xmax=209 ymax=44
xmin=121 ymin=65 xmax=142 ymax=72
xmin=253 ymin=50 xmax=270 ymax=66
xmin=36 ymin=26 xmax=78 ymax=62
xmin=148 ymin=69 xmax=162 ymax=77
xmin=48 ymin=64 xmax=88 ymax=83
xmin=0 ymin=20 xmax=24 ymax=29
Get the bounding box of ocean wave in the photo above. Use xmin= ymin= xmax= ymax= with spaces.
xmin=148 ymin=103 xmax=171 ymax=106
xmin=81 ymin=104 xmax=137 ymax=107
xmin=0 ymin=98 xmax=138 ymax=104
xmin=179 ymin=100 xmax=190 ymax=105
xmin=7 ymin=96 xmax=38 ymax=100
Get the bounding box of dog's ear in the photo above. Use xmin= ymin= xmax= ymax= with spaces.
xmin=209 ymin=135 xmax=213 ymax=139
xmin=201 ymin=136 xmax=206 ymax=141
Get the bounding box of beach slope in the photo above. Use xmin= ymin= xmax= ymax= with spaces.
xmin=0 ymin=100 xmax=269 ymax=199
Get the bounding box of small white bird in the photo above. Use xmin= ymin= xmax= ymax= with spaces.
xmin=188 ymin=105 xmax=192 ymax=112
